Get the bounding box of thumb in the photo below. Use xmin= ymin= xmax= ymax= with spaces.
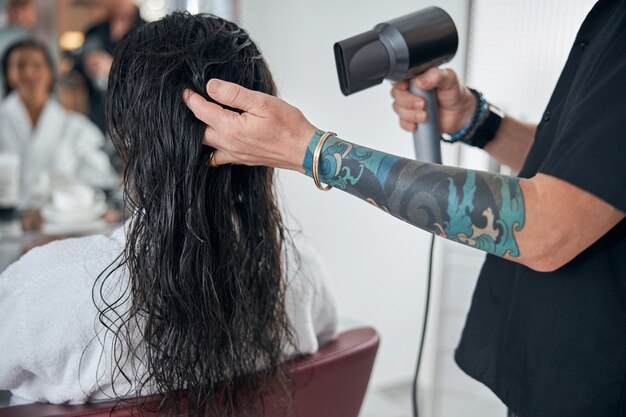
xmin=206 ymin=79 xmax=271 ymax=116
xmin=413 ymin=67 xmax=456 ymax=91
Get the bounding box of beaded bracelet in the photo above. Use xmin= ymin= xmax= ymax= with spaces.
xmin=441 ymin=88 xmax=488 ymax=144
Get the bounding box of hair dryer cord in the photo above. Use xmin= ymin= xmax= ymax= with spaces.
xmin=412 ymin=233 xmax=435 ymax=417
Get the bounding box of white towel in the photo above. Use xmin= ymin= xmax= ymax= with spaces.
xmin=0 ymin=225 xmax=337 ymax=404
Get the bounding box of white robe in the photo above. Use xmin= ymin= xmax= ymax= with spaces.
xmin=0 ymin=225 xmax=338 ymax=404
xmin=0 ymin=93 xmax=117 ymax=209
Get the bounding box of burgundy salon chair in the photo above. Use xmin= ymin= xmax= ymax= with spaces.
xmin=0 ymin=327 xmax=379 ymax=417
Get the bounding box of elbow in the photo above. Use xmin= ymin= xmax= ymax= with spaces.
xmin=523 ymin=237 xmax=576 ymax=273
xmin=525 ymin=254 xmax=568 ymax=273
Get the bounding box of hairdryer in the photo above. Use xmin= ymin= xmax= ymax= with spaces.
xmin=334 ymin=7 xmax=458 ymax=164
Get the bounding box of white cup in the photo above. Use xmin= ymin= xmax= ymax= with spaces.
xmin=52 ymin=184 xmax=96 ymax=212
xmin=0 ymin=154 xmax=20 ymax=208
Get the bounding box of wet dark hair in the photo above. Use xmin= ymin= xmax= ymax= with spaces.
xmin=101 ymin=12 xmax=295 ymax=416
xmin=1 ymin=38 xmax=55 ymax=97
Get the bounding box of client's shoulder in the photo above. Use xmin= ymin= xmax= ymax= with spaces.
xmin=284 ymin=233 xmax=322 ymax=279
xmin=0 ymin=227 xmax=127 ymax=350
xmin=283 ymin=232 xmax=331 ymax=296
xmin=0 ymin=227 xmax=125 ymax=292
xmin=282 ymin=232 xmax=338 ymax=354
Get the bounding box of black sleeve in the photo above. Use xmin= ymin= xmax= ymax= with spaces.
xmin=539 ymin=24 xmax=626 ymax=213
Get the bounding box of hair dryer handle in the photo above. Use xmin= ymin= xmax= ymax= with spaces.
xmin=409 ymin=82 xmax=442 ymax=164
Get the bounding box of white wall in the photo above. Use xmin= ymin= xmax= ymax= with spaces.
xmin=238 ymin=0 xmax=469 ymax=390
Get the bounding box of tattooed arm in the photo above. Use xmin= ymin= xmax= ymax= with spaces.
xmin=301 ymin=132 xmax=623 ymax=270
xmin=184 ymin=80 xmax=625 ymax=272
xmin=304 ymin=133 xmax=524 ymax=258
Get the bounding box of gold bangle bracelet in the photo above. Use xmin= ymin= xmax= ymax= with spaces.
xmin=312 ymin=131 xmax=336 ymax=191
xmin=207 ymin=149 xmax=218 ymax=168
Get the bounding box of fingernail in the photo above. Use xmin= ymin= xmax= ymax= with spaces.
xmin=208 ymin=79 xmax=222 ymax=95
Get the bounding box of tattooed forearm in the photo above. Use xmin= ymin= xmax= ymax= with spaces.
xmin=303 ymin=131 xmax=525 ymax=257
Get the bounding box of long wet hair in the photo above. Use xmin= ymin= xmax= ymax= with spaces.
xmin=101 ymin=12 xmax=294 ymax=416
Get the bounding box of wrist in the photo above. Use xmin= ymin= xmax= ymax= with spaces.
xmin=459 ymin=88 xmax=478 ymax=128
xmin=442 ymin=89 xmax=488 ymax=144
xmin=301 ymin=130 xmax=324 ymax=175
xmin=286 ymin=125 xmax=316 ymax=173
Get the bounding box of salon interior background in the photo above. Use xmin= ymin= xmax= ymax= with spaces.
xmin=0 ymin=0 xmax=596 ymax=416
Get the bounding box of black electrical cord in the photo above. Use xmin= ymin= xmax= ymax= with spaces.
xmin=412 ymin=233 xmax=435 ymax=417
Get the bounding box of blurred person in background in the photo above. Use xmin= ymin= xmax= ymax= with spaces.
xmin=0 ymin=0 xmax=36 ymax=97
xmin=73 ymin=0 xmax=143 ymax=135
xmin=71 ymin=0 xmax=144 ymax=174
xmin=0 ymin=39 xmax=117 ymax=211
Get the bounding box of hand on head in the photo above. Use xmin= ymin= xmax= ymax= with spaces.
xmin=391 ymin=67 xmax=476 ymax=133
xmin=184 ymin=68 xmax=477 ymax=169
xmin=184 ymin=79 xmax=317 ymax=172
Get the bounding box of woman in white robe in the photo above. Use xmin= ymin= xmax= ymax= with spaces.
xmin=0 ymin=39 xmax=116 ymax=209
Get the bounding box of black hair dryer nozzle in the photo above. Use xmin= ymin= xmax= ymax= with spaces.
xmin=334 ymin=7 xmax=458 ymax=164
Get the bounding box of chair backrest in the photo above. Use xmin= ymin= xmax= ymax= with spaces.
xmin=0 ymin=327 xmax=379 ymax=417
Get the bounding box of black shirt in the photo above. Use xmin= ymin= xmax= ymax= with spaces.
xmin=455 ymin=1 xmax=626 ymax=416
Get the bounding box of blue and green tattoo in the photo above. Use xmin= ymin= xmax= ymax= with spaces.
xmin=303 ymin=131 xmax=525 ymax=257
